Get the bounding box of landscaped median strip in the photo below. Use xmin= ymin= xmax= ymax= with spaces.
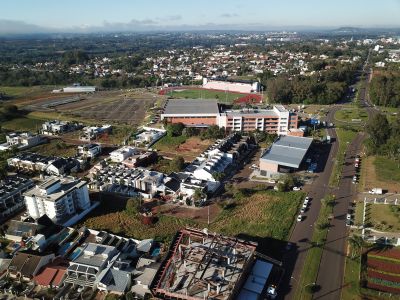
xmin=294 ymin=195 xmax=335 ymax=300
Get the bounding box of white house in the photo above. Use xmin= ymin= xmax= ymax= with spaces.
xmin=109 ymin=147 xmax=138 ymax=163
xmin=77 ymin=144 xmax=102 ymax=158
xmin=23 ymin=176 xmax=91 ymax=225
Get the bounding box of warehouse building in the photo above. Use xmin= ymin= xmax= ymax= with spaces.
xmin=259 ymin=135 xmax=313 ymax=177
xmin=161 ymin=99 xmax=298 ymax=135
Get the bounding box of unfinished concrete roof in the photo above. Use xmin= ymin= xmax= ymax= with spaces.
xmin=261 ymin=135 xmax=313 ymax=168
xmin=151 ymin=228 xmax=257 ymax=300
xmin=163 ymin=99 xmax=220 ymax=115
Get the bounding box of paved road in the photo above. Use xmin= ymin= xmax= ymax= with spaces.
xmin=312 ymin=59 xmax=379 ymax=299
xmin=281 ymin=106 xmax=340 ymax=299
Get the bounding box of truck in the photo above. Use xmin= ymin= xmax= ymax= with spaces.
xmin=369 ymin=188 xmax=383 ymax=195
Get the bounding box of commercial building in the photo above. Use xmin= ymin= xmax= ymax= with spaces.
xmin=161 ymin=99 xmax=298 ymax=135
xmin=202 ymin=78 xmax=260 ymax=93
xmin=0 ymin=176 xmax=34 ymax=221
xmin=23 ymin=176 xmax=91 ymax=225
xmin=53 ymin=84 xmax=96 ymax=93
xmin=259 ymin=135 xmax=313 ymax=177
xmin=150 ymin=228 xmax=258 ymax=300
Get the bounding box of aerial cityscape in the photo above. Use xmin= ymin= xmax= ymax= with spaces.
xmin=0 ymin=0 xmax=400 ymax=299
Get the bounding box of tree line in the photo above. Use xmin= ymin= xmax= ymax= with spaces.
xmin=369 ymin=72 xmax=400 ymax=108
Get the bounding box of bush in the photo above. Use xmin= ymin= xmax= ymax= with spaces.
xmin=166 ymin=123 xmax=185 ymax=137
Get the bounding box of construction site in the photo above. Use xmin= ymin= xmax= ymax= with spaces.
xmin=151 ymin=228 xmax=260 ymax=300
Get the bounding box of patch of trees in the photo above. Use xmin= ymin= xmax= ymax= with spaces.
xmin=62 ymin=50 xmax=89 ymax=66
xmin=0 ymin=104 xmax=19 ymax=122
xmin=365 ymin=114 xmax=400 ymax=164
xmin=264 ymin=63 xmax=359 ymax=104
xmin=369 ymin=72 xmax=400 ymax=107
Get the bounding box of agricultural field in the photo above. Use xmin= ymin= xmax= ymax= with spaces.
xmin=366 ymin=248 xmax=400 ymax=294
xmin=167 ymin=88 xmax=245 ymax=104
xmin=0 ymin=86 xmax=55 ymax=100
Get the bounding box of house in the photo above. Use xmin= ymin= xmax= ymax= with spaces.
xmin=97 ymin=266 xmax=131 ymax=295
xmin=122 ymin=151 xmax=157 ymax=168
xmin=3 ymin=132 xmax=43 ymax=150
xmin=41 ymin=120 xmax=81 ymax=135
xmin=131 ymin=259 xmax=160 ymax=299
xmin=45 ymin=157 xmax=80 ymax=176
xmin=8 ymin=251 xmax=55 ymax=281
xmin=110 ymin=146 xmax=138 ymax=163
xmin=34 ymin=259 xmax=68 ymax=288
xmin=77 ymin=144 xmax=102 ymax=158
xmin=63 ymin=243 xmax=119 ymax=288
xmin=24 ymin=176 xmax=91 ymax=225
xmin=80 ymin=125 xmax=112 ymax=142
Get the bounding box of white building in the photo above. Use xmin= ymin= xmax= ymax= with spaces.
xmin=24 ymin=176 xmax=91 ymax=225
xmin=202 ymin=78 xmax=260 ymax=93
xmin=2 ymin=132 xmax=42 ymax=150
xmin=77 ymin=144 xmax=102 ymax=158
xmin=109 ymin=147 xmax=138 ymax=163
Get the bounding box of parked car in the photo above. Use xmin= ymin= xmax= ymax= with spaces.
xmin=293 ymin=186 xmax=301 ymax=191
xmin=297 ymin=215 xmax=303 ymax=222
xmin=355 ymin=163 xmax=359 ymax=168
xmin=369 ymin=188 xmax=383 ymax=195
xmin=304 ymin=197 xmax=310 ymax=204
xmin=346 ymin=219 xmax=353 ymax=226
xmin=300 ymin=207 xmax=306 ymax=214
xmin=302 ymin=202 xmax=308 ymax=209
xmin=346 ymin=213 xmax=352 ymax=220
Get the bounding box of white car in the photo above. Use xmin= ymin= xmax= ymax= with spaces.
xmin=355 ymin=163 xmax=359 ymax=168
xmin=302 ymin=203 xmax=308 ymax=209
xmin=293 ymin=186 xmax=301 ymax=191
xmin=297 ymin=215 xmax=303 ymax=222
xmin=300 ymin=207 xmax=306 ymax=214
xmin=304 ymin=197 xmax=309 ymax=204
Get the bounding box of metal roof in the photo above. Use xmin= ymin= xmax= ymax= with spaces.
xmin=261 ymin=136 xmax=312 ymax=168
xmin=163 ymin=99 xmax=220 ymax=115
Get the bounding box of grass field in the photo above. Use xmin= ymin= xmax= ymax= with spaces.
xmin=0 ymin=86 xmax=54 ymax=99
xmin=29 ymin=139 xmax=77 ymax=158
xmin=1 ymin=116 xmax=46 ymax=132
xmin=329 ymin=128 xmax=358 ymax=187
xmin=152 ymin=135 xmax=187 ymax=152
xmin=374 ymin=156 xmax=400 ymax=183
xmin=168 ymin=89 xmax=245 ymax=103
xmin=335 ymin=108 xmax=369 ymax=124
xmin=342 ymin=247 xmax=362 ymax=300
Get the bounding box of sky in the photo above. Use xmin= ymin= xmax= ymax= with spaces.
xmin=1 ymin=0 xmax=400 ymax=34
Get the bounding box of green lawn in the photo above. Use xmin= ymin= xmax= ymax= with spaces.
xmin=152 ymin=135 xmax=187 ymax=151
xmin=1 ymin=116 xmax=46 ymax=132
xmin=374 ymin=156 xmax=400 ymax=183
xmin=0 ymin=86 xmax=53 ymax=99
xmin=354 ymin=201 xmax=364 ymax=227
xmin=329 ymin=128 xmax=358 ymax=187
xmin=368 ymin=204 xmax=400 ymax=232
xmin=168 ymin=89 xmax=245 ymax=104
xmin=342 ymin=249 xmax=362 ymax=300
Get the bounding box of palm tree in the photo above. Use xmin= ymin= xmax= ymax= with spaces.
xmin=348 ymin=235 xmax=365 ymax=259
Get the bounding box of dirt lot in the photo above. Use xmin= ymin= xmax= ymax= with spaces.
xmin=156 ymin=203 xmax=221 ymax=223
xmin=158 ymin=137 xmax=215 ymax=161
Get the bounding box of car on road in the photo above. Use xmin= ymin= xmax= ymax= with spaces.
xmin=346 ymin=213 xmax=352 ymax=220
xmin=355 ymin=163 xmax=359 ymax=168
xmin=302 ymin=202 xmax=308 ymax=209
xmin=293 ymin=186 xmax=301 ymax=191
xmin=355 ymin=157 xmax=360 ymax=163
xmin=297 ymin=215 xmax=303 ymax=222
xmin=300 ymin=207 xmax=306 ymax=214
xmin=346 ymin=219 xmax=353 ymax=227
xmin=304 ymin=197 xmax=310 ymax=204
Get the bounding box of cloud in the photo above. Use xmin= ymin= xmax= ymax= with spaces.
xmin=158 ymin=15 xmax=182 ymax=22
xmin=220 ymin=13 xmax=239 ymax=18
xmin=0 ymin=19 xmax=51 ymax=35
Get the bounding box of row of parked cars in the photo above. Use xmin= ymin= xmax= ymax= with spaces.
xmin=352 ymin=155 xmax=361 ymax=184
xmin=297 ymin=196 xmax=311 ymax=222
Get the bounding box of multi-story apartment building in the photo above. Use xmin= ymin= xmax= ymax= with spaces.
xmin=24 ymin=176 xmax=91 ymax=224
xmin=161 ymin=99 xmax=299 ymax=135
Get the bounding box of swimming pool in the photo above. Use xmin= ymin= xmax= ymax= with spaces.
xmin=69 ymin=248 xmax=82 ymax=261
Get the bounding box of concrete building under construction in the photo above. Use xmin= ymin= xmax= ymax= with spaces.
xmin=150 ymin=228 xmax=258 ymax=300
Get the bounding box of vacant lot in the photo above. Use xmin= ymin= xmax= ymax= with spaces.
xmin=82 ymin=190 xmax=303 ymax=245
xmin=154 ymin=136 xmax=214 ymax=160
xmin=0 ymin=86 xmax=54 ymax=100
xmin=168 ymin=88 xmax=245 ymax=104
xmin=367 ymin=203 xmax=400 ymax=232
xmin=29 ymin=139 xmax=77 ymax=157
xmin=360 ymin=156 xmax=400 ymax=193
